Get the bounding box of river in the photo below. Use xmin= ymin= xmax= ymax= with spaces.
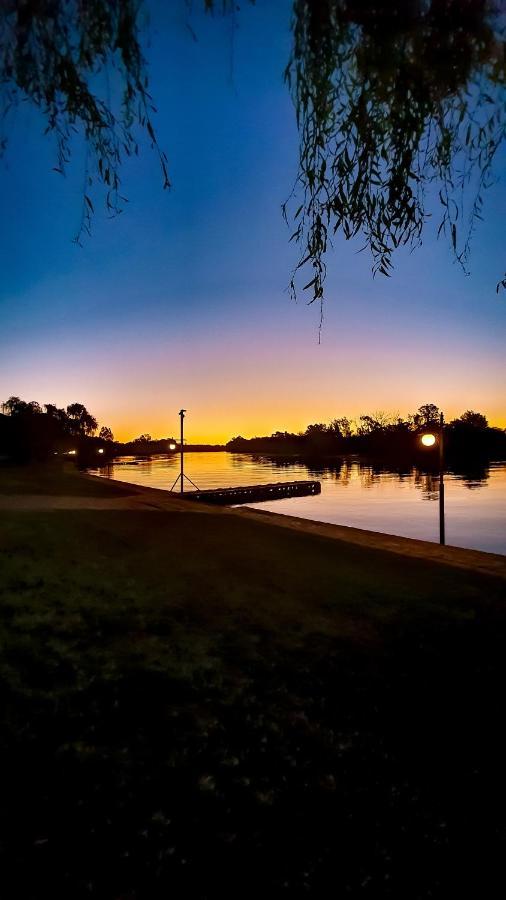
xmin=88 ymin=452 xmax=506 ymax=555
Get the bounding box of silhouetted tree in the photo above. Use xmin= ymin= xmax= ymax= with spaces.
xmin=305 ymin=423 xmax=328 ymax=436
xmin=66 ymin=403 xmax=98 ymax=436
xmin=329 ymin=417 xmax=353 ymax=439
xmin=0 ymin=395 xmax=110 ymax=460
xmin=225 ymin=405 xmax=506 ymax=461
xmin=44 ymin=404 xmax=69 ymax=428
xmin=4 ymin=396 xmax=29 ymax=415
xmin=417 ymin=404 xmax=441 ymax=427
xmin=455 ymin=410 xmax=489 ymax=429
xmin=358 ymin=411 xmax=393 ymax=435
xmin=99 ymin=426 xmax=114 ymax=442
xmin=1 ymin=2 xmax=503 ymax=300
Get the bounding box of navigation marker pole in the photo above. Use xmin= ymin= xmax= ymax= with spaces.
xmin=170 ymin=409 xmax=199 ymax=493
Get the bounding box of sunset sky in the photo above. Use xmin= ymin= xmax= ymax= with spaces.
xmin=1 ymin=0 xmax=505 ymax=443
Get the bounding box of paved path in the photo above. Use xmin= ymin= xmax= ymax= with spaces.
xmin=0 ymin=492 xmax=210 ymax=512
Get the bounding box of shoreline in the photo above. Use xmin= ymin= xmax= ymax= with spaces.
xmin=2 ymin=465 xmax=504 ymax=579
xmin=85 ymin=471 xmax=506 ymax=580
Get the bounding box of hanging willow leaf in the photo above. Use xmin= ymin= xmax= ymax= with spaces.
xmin=0 ymin=0 xmax=174 ymax=243
xmin=285 ymin=0 xmax=505 ymax=308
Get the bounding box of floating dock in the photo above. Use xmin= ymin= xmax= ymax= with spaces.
xmin=177 ymin=480 xmax=321 ymax=505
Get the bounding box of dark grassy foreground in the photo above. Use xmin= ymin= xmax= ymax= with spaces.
xmin=1 ymin=467 xmax=506 ymax=898
xmin=0 ymin=461 xmax=134 ymax=496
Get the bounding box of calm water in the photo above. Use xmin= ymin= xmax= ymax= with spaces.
xmin=89 ymin=452 xmax=506 ymax=555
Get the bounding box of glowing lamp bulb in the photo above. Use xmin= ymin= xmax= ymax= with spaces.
xmin=421 ymin=433 xmax=436 ymax=447
xmin=98 ymin=448 xmax=104 ymax=454
xmin=169 ymin=443 xmax=176 ymax=450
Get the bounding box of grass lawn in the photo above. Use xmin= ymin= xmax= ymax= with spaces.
xmin=0 ymin=460 xmax=134 ymax=496
xmin=0 ymin=465 xmax=505 ymax=897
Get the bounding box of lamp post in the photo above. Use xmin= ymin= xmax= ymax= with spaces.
xmin=179 ymin=408 xmax=185 ymax=494
xmin=438 ymin=412 xmax=445 ymax=546
xmin=169 ymin=409 xmax=199 ymax=493
xmin=420 ymin=412 xmax=445 ymax=546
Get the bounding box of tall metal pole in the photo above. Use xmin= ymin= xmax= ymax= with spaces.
xmin=170 ymin=409 xmax=198 ymax=493
xmin=179 ymin=409 xmax=186 ymax=494
xmin=439 ymin=411 xmax=445 ymax=546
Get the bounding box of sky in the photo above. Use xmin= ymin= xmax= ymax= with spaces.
xmin=1 ymin=0 xmax=505 ymax=443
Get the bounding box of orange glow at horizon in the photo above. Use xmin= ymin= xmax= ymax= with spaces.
xmin=3 ymin=311 xmax=505 ymax=447
xmin=111 ymin=407 xmax=506 ymax=445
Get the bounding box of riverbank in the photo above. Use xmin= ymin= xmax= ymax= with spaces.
xmin=87 ymin=451 xmax=506 ymax=555
xmin=3 ymin=465 xmax=505 ymax=578
xmin=1 ymin=462 xmax=506 ymax=896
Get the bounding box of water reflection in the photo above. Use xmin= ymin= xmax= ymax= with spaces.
xmin=412 ymin=471 xmax=439 ymax=502
xmin=88 ymin=452 xmax=506 ymax=555
xmin=450 ymin=460 xmax=490 ymax=490
xmin=248 ymin=454 xmax=493 ymax=501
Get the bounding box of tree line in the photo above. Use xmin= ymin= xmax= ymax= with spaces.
xmin=0 ymin=397 xmax=224 ymax=461
xmin=3 ymin=396 xmax=504 ymax=464
xmin=226 ymin=405 xmax=506 ymax=461
xmin=0 ymin=396 xmax=114 ymax=462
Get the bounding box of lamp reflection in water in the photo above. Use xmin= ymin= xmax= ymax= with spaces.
xmin=420 ymin=412 xmax=445 ymax=545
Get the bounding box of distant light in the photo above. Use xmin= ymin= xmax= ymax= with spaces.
xmin=421 ymin=433 xmax=436 ymax=447
xmin=169 ymin=443 xmax=176 ymax=450
xmin=68 ymin=449 xmax=77 ymax=455
xmin=98 ymin=448 xmax=104 ymax=454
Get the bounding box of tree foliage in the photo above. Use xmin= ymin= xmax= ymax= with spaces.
xmin=132 ymin=433 xmax=152 ymax=444
xmin=416 ymin=403 xmax=441 ymax=426
xmin=1 ymin=1 xmax=504 ymax=301
xmin=226 ymin=402 xmax=505 ymax=459
xmin=0 ymin=0 xmax=169 ymax=243
xmin=1 ymin=396 xmax=113 ymax=459
xmin=99 ymin=425 xmax=114 ymax=442
xmin=3 ymin=395 xmax=101 ymax=437
xmin=453 ymin=409 xmax=489 ymax=429
xmin=284 ymin=0 xmax=505 ymax=309
xmin=66 ymin=402 xmax=98 ymax=436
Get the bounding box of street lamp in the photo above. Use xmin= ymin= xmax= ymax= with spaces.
xmin=420 ymin=412 xmax=445 ymax=545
